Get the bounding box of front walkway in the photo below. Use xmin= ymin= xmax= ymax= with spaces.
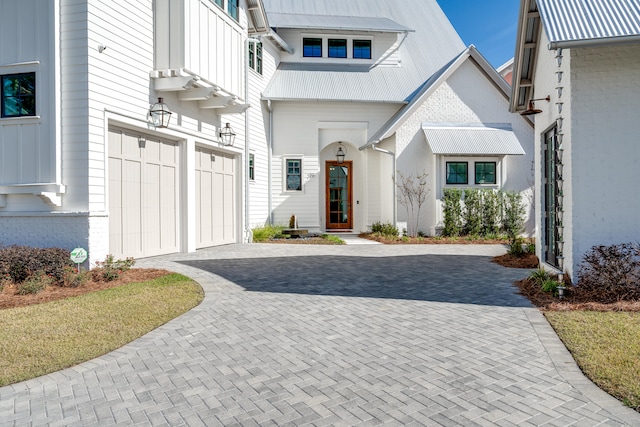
xmin=1 ymin=244 xmax=638 ymax=426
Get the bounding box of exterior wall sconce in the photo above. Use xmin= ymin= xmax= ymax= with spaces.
xmin=219 ymin=122 xmax=236 ymax=146
xmin=149 ymin=97 xmax=172 ymax=128
xmin=335 ymin=143 xmax=346 ymax=164
xmin=520 ymin=96 xmax=551 ymax=116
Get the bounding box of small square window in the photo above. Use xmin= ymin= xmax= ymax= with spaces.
xmin=328 ymin=39 xmax=347 ymax=58
xmin=1 ymin=72 xmax=36 ymax=118
xmin=249 ymin=153 xmax=255 ymax=181
xmin=353 ymin=40 xmax=372 ymax=59
xmin=446 ymin=162 xmax=468 ymax=184
xmin=475 ymin=162 xmax=496 ymax=184
xmin=286 ymin=159 xmax=302 ymax=191
xmin=303 ymin=38 xmax=322 ymax=57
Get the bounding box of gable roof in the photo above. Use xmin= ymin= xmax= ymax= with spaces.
xmin=361 ymin=45 xmax=517 ymax=149
xmin=261 ymin=0 xmax=465 ymax=103
xmin=538 ymin=0 xmax=640 ymax=48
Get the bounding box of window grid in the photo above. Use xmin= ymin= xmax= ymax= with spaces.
xmin=303 ymin=38 xmax=322 ymax=57
xmin=353 ymin=40 xmax=372 ymax=59
xmin=328 ymin=39 xmax=347 ymax=58
xmin=286 ymin=159 xmax=302 ymax=191
xmin=446 ymin=162 xmax=468 ymax=185
xmin=249 ymin=42 xmax=263 ymax=74
xmin=1 ymin=72 xmax=36 ymax=118
xmin=227 ymin=0 xmax=238 ymax=21
xmin=475 ymin=162 xmax=497 ymax=184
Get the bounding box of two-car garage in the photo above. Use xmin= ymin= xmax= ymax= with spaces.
xmin=108 ymin=128 xmax=238 ymax=259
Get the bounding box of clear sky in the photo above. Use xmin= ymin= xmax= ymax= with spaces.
xmin=437 ymin=1 xmax=520 ymax=69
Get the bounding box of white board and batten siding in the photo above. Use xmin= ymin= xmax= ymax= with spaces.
xmin=195 ymin=147 xmax=237 ymax=248
xmin=108 ymin=128 xmax=179 ymax=259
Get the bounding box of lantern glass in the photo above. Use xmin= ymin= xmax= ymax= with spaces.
xmin=149 ymin=97 xmax=172 ymax=128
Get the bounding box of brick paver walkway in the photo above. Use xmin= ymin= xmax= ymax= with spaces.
xmin=1 ymin=244 xmax=638 ymax=426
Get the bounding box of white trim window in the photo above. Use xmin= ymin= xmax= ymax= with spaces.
xmin=285 ymin=158 xmax=302 ymax=191
xmin=209 ymin=0 xmax=238 ymax=21
xmin=248 ymin=42 xmax=263 ymax=74
xmin=249 ymin=153 xmax=255 ymax=181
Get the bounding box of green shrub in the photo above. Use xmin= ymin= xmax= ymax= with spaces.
xmin=371 ymin=221 xmax=399 ymax=237
xmin=442 ymin=188 xmax=464 ymax=237
xmin=463 ymin=189 xmax=482 ymax=236
xmin=320 ymin=234 xmax=345 ymax=245
xmin=252 ymin=224 xmax=286 ymax=242
xmin=481 ymin=189 xmax=500 ymax=236
xmin=17 ymin=271 xmax=53 ymax=295
xmin=541 ymin=278 xmax=561 ymax=296
xmin=526 ymin=239 xmax=536 ymax=254
xmin=507 ymin=237 xmax=526 ymax=257
xmin=502 ymin=191 xmax=526 ymax=240
xmin=92 ymin=255 xmax=136 ymax=282
xmin=529 ymin=268 xmax=551 ymax=285
xmin=62 ymin=266 xmax=90 ymax=288
xmin=0 ymin=246 xmax=74 ymax=284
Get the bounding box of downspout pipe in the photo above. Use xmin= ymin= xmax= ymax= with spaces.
xmin=370 ymin=144 xmax=397 ymax=227
xmin=266 ymin=99 xmax=273 ymax=225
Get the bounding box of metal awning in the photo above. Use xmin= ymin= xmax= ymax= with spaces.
xmin=423 ymin=123 xmax=525 ymax=155
xmin=267 ymin=12 xmax=413 ymax=33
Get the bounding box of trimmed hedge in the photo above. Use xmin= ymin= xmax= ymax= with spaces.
xmin=0 ymin=246 xmax=74 ymax=284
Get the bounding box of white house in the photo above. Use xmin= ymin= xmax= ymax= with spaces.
xmin=259 ymin=0 xmax=534 ymax=236
xmin=0 ymin=0 xmax=268 ymax=264
xmin=511 ymin=0 xmax=640 ymax=281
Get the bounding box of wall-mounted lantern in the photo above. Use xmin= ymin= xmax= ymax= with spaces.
xmin=335 ymin=143 xmax=346 ymax=164
xmin=219 ymin=123 xmax=236 ymax=146
xmin=149 ymin=97 xmax=172 ymax=128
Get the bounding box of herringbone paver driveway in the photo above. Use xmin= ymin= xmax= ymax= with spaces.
xmin=1 ymin=244 xmax=638 ymax=426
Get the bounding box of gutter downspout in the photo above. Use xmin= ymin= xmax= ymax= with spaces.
xmin=370 ymin=144 xmax=397 ymax=227
xmin=266 ymin=99 xmax=273 ymax=225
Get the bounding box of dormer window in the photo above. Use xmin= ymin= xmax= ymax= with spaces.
xmin=303 ymin=38 xmax=322 ymax=57
xmin=353 ymin=40 xmax=372 ymax=59
xmin=328 ymin=39 xmax=347 ymax=58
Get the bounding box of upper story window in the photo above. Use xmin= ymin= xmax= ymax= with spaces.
xmin=303 ymin=38 xmax=322 ymax=57
xmin=210 ymin=0 xmax=238 ymax=22
xmin=353 ymin=40 xmax=372 ymax=59
xmin=328 ymin=39 xmax=347 ymax=58
xmin=1 ymin=72 xmax=36 ymax=118
xmin=248 ymin=41 xmax=263 ymax=74
xmin=227 ymin=0 xmax=238 ymax=21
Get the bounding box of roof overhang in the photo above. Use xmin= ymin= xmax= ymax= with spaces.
xmin=267 ymin=12 xmax=414 ymax=33
xmin=422 ymin=123 xmax=526 ymax=156
xmin=510 ymin=0 xmax=541 ymax=114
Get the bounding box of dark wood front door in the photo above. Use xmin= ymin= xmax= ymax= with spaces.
xmin=326 ymin=161 xmax=352 ymax=229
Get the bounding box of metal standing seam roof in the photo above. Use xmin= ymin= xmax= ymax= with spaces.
xmin=537 ymin=0 xmax=640 ymax=48
xmin=267 ymin=12 xmax=413 ymax=33
xmin=422 ymin=123 xmax=526 ymax=156
xmin=261 ymin=0 xmax=466 ymax=103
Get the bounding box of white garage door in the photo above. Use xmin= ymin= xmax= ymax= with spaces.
xmin=109 ymin=128 xmax=179 ymax=259
xmin=196 ymin=147 xmax=236 ymax=248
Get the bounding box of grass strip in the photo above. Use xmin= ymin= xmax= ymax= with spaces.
xmin=545 ymin=311 xmax=640 ymax=411
xmin=0 ymin=274 xmax=203 ymax=386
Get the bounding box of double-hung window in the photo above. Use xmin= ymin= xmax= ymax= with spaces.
xmin=248 ymin=42 xmax=263 ymax=74
xmin=328 ymin=39 xmax=347 ymax=58
xmin=1 ymin=72 xmax=36 ymax=118
xmin=303 ymin=38 xmax=322 ymax=57
xmin=475 ymin=162 xmax=496 ymax=184
xmin=353 ymin=40 xmax=372 ymax=59
xmin=286 ymin=159 xmax=302 ymax=191
xmin=446 ymin=162 xmax=468 ymax=185
xmin=227 ymin=0 xmax=238 ymax=21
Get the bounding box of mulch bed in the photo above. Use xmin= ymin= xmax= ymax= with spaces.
xmin=264 ymin=237 xmax=342 ymax=245
xmin=492 ymin=253 xmax=539 ymax=269
xmin=359 ymin=234 xmax=510 ymax=245
xmin=0 ymin=269 xmax=172 ymax=310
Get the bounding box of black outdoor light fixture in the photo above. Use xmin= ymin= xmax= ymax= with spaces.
xmin=149 ymin=97 xmax=172 ymax=128
xmin=336 ymin=143 xmax=346 ymax=164
xmin=219 ymin=122 xmax=236 ymax=146
xmin=520 ymin=95 xmax=551 ymax=116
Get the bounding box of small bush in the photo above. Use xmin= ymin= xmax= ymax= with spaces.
xmin=463 ymin=189 xmax=482 ymax=236
xmin=525 ymin=239 xmax=536 ymax=254
xmin=0 ymin=246 xmax=74 ymax=284
xmin=577 ymin=242 xmax=640 ymax=302
xmin=502 ymin=191 xmax=526 ymax=241
xmin=252 ymin=224 xmax=286 ymax=242
xmin=507 ymin=237 xmax=526 ymax=257
xmin=62 ymin=266 xmax=90 ymax=288
xmin=541 ymin=278 xmax=561 ymax=296
xmin=371 ymin=221 xmax=399 ymax=237
xmin=17 ymin=271 xmax=53 ymax=295
xmin=442 ymin=188 xmax=464 ymax=237
xmin=92 ymin=255 xmax=135 ymax=282
xmin=529 ymin=268 xmax=551 ymax=284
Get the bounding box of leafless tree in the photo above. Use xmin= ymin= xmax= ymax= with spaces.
xmin=396 ymin=171 xmax=429 ymax=237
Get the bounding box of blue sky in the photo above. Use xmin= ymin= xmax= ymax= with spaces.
xmin=437 ymin=1 xmax=520 ymax=68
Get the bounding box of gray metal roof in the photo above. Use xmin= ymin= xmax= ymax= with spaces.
xmin=267 ymin=12 xmax=413 ymax=33
xmin=261 ymin=0 xmax=465 ymax=103
xmin=423 ymin=123 xmax=525 ymax=156
xmin=538 ymin=0 xmax=640 ymax=48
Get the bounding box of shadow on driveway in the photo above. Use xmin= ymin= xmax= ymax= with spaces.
xmin=180 ymin=254 xmax=533 ymax=307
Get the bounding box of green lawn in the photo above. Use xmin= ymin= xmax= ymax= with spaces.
xmin=545 ymin=311 xmax=640 ymax=411
xmin=0 ymin=274 xmax=203 ymax=386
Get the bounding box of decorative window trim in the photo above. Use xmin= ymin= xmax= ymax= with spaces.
xmin=284 ymin=157 xmax=303 ymax=192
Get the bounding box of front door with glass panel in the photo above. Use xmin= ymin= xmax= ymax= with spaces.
xmin=326 ymin=161 xmax=352 ymax=229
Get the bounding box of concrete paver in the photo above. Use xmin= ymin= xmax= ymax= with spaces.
xmin=1 ymin=243 xmax=638 ymax=426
